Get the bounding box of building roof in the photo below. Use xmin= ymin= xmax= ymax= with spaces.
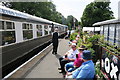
xmin=93 ymin=19 xmax=120 ymax=26
xmin=83 ymin=27 xmax=100 ymax=31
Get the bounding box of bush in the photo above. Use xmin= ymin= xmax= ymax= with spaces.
xmin=70 ymin=32 xmax=79 ymax=41
xmin=95 ymin=61 xmax=104 ymax=79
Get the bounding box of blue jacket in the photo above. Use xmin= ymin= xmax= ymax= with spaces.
xmin=72 ymin=60 xmax=95 ymax=80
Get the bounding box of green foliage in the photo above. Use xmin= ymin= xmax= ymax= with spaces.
xmin=81 ymin=2 xmax=114 ymax=27
xmin=98 ymin=35 xmax=120 ymax=55
xmin=77 ymin=38 xmax=83 ymax=48
xmin=95 ymin=61 xmax=104 ymax=78
xmin=70 ymin=32 xmax=79 ymax=41
xmin=88 ymin=48 xmax=95 ymax=56
xmin=83 ymin=43 xmax=93 ymax=49
xmin=4 ymin=2 xmax=66 ymax=24
xmin=66 ymin=15 xmax=79 ymax=29
xmin=88 ymin=34 xmax=101 ymax=44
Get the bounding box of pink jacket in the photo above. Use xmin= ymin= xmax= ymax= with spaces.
xmin=74 ymin=53 xmax=84 ymax=67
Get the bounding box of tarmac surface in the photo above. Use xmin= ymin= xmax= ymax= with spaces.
xmin=25 ymin=39 xmax=70 ymax=78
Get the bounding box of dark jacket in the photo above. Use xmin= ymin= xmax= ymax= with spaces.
xmin=52 ymin=32 xmax=59 ymax=46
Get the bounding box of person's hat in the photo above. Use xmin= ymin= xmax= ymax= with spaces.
xmin=78 ymin=45 xmax=86 ymax=50
xmin=71 ymin=43 xmax=76 ymax=46
xmin=82 ymin=50 xmax=92 ymax=60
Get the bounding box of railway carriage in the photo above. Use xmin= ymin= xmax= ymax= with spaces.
xmin=0 ymin=6 xmax=68 ymax=77
xmin=0 ymin=6 xmax=67 ymax=46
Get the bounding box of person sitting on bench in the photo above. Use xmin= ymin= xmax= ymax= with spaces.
xmin=66 ymin=50 xmax=95 ymax=79
xmin=58 ymin=43 xmax=79 ymax=74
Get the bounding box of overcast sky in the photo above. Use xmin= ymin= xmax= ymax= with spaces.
xmin=52 ymin=0 xmax=119 ymax=21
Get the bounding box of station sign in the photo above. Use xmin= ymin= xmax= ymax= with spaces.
xmin=101 ymin=47 xmax=120 ymax=80
xmin=0 ymin=8 xmax=28 ymax=19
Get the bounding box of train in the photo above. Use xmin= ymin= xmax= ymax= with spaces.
xmin=0 ymin=5 xmax=68 ymax=77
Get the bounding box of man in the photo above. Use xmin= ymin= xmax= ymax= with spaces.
xmin=67 ymin=50 xmax=95 ymax=80
xmin=58 ymin=43 xmax=79 ymax=73
xmin=65 ymin=45 xmax=85 ymax=72
xmin=52 ymin=28 xmax=59 ymax=54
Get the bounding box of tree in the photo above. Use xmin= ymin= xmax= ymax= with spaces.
xmin=3 ymin=2 xmax=66 ymax=24
xmin=81 ymin=2 xmax=114 ymax=27
xmin=66 ymin=15 xmax=79 ymax=30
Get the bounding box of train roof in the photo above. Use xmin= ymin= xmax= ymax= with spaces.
xmin=93 ymin=19 xmax=120 ymax=26
xmin=0 ymin=6 xmax=65 ymax=26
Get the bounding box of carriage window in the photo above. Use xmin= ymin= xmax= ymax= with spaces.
xmin=29 ymin=24 xmax=33 ymax=29
xmin=26 ymin=24 xmax=29 ymax=29
xmin=109 ymin=24 xmax=115 ymax=45
xmin=22 ymin=23 xmax=33 ymax=40
xmin=116 ymin=24 xmax=120 ymax=48
xmin=23 ymin=30 xmax=33 ymax=40
xmin=22 ymin=23 xmax=27 ymax=29
xmin=6 ymin=22 xmax=12 ymax=29
xmin=104 ymin=25 xmax=108 ymax=41
xmin=2 ymin=31 xmax=16 ymax=45
xmin=1 ymin=21 xmax=16 ymax=46
xmin=44 ymin=25 xmax=48 ymax=35
xmin=12 ymin=23 xmax=15 ymax=29
xmin=36 ymin=25 xmax=42 ymax=37
xmin=0 ymin=21 xmax=4 ymax=29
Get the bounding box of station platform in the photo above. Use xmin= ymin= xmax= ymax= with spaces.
xmin=24 ymin=39 xmax=70 ymax=78
xmin=4 ymin=39 xmax=68 ymax=79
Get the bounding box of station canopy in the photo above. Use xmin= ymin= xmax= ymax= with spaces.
xmin=83 ymin=27 xmax=100 ymax=32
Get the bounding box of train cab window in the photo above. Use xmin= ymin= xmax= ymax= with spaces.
xmin=44 ymin=25 xmax=48 ymax=35
xmin=22 ymin=23 xmax=33 ymax=40
xmin=36 ymin=25 xmax=42 ymax=37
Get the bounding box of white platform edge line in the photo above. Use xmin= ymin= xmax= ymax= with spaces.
xmin=3 ymin=43 xmax=52 ymax=80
